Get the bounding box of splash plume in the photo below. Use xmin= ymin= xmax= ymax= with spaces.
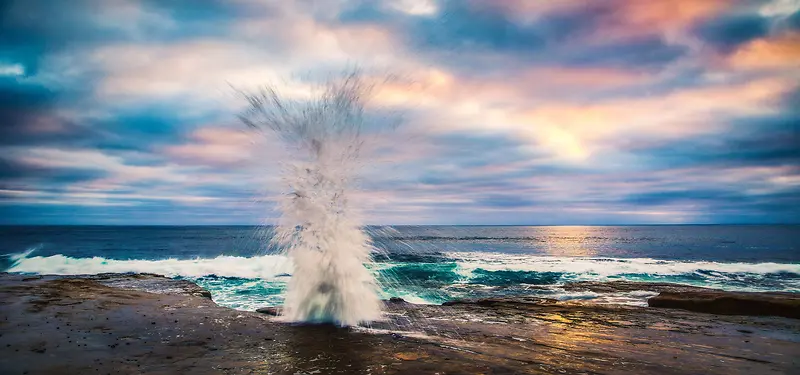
xmin=238 ymin=71 xmax=383 ymax=326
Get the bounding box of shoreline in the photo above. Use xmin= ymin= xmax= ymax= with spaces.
xmin=1 ymin=273 xmax=798 ymax=374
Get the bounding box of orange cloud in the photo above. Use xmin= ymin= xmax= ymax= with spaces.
xmin=373 ymin=64 xmax=791 ymax=162
xmin=514 ymin=77 xmax=789 ymax=159
xmin=521 ymin=67 xmax=650 ymax=88
xmin=410 ymin=76 xmax=792 ymax=162
xmin=728 ymin=32 xmax=800 ymax=70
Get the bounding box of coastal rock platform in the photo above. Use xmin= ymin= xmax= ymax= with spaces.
xmin=1 ymin=273 xmax=798 ymax=374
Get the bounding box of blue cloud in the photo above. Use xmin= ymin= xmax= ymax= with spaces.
xmin=0 ymin=78 xmax=61 ymax=145
xmin=640 ymin=113 xmax=799 ymax=169
xmin=0 ymin=0 xmax=237 ymax=76
xmin=340 ymin=1 xmax=686 ymax=72
xmin=90 ymin=112 xmax=195 ymax=151
xmin=621 ymin=189 xmax=799 ymax=224
xmin=623 ymin=189 xmax=743 ymax=206
xmin=1 ymin=1 xmax=124 ymax=75
xmin=695 ymin=13 xmax=770 ymax=51
xmin=475 ymin=194 xmax=537 ymax=209
xmin=560 ymin=36 xmax=687 ymax=70
xmin=410 ymin=2 xmax=549 ymax=53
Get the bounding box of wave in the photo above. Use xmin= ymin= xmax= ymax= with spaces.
xmin=448 ymin=252 xmax=800 ymax=277
xmin=6 ymin=249 xmax=799 ymax=311
xmin=6 ymin=251 xmax=292 ymax=279
xmin=5 ymin=250 xmax=799 ymax=292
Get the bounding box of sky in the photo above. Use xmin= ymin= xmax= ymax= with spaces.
xmin=0 ymin=0 xmax=798 ymax=225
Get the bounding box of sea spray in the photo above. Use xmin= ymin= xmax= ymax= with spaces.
xmin=238 ymin=71 xmax=384 ymax=326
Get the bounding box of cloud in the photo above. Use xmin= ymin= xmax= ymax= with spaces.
xmin=6 ymin=147 xmax=187 ymax=184
xmin=727 ymin=31 xmax=800 ymax=70
xmin=594 ymin=0 xmax=734 ymax=37
xmin=1 ymin=0 xmax=798 ymax=224
xmin=695 ymin=12 xmax=770 ymax=51
xmin=0 ymin=155 xmax=107 ymax=188
xmin=641 ymin=113 xmax=800 ymax=168
xmin=0 ymin=78 xmax=85 ymax=147
xmin=164 ymin=126 xmax=260 ymax=167
xmin=617 ymin=163 xmax=800 ymax=223
xmin=405 ymin=73 xmax=792 ymax=162
xmin=0 ymin=0 xmax=177 ymax=76
xmin=86 ymin=15 xmax=405 ymax=107
xmin=0 ymin=63 xmax=24 ymax=76
xmin=90 ymin=41 xmax=281 ymax=101
xmin=373 ymin=64 xmax=655 ymax=113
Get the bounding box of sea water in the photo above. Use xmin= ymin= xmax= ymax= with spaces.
xmin=3 ymin=225 xmax=799 ymax=310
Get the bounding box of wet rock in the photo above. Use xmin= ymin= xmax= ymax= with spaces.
xmin=90 ymin=273 xmax=213 ymax=299
xmin=394 ymin=352 xmax=427 ymax=361
xmin=255 ymin=306 xmax=281 ymax=316
xmin=3 ymin=273 xmax=799 ymax=374
xmin=648 ymin=290 xmax=800 ymax=319
xmin=564 ymin=281 xmax=710 ymax=294
xmin=442 ymin=296 xmax=558 ymax=308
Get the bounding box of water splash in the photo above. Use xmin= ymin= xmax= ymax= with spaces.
xmin=238 ymin=71 xmax=384 ymax=326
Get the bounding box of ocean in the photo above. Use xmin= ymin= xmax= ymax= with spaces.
xmin=2 ymin=225 xmax=799 ymax=311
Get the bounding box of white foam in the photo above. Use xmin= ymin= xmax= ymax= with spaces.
xmin=9 ymin=247 xmax=38 ymax=262
xmin=448 ymin=252 xmax=800 ymax=277
xmin=8 ymin=253 xmax=292 ymax=279
xmin=9 ymin=251 xmax=799 ymax=282
xmin=241 ymin=72 xmax=386 ymax=326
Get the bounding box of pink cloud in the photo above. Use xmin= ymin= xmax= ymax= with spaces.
xmin=373 ymin=65 xmax=652 ymax=110
xmin=164 ymin=127 xmax=261 ymax=167
xmin=487 ymin=0 xmax=735 ymax=41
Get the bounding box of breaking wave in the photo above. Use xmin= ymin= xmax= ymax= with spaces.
xmin=5 ymin=249 xmax=799 ymax=310
xmin=447 ymin=252 xmax=800 ymax=277
xmin=6 ymin=251 xmax=292 ymax=279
